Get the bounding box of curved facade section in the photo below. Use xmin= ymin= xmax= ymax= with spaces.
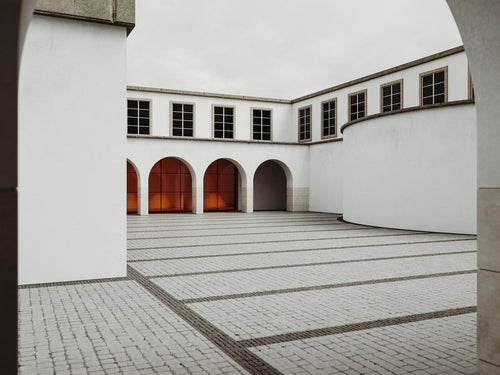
xmin=343 ymin=103 xmax=476 ymax=234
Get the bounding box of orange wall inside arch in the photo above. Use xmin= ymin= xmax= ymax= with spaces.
xmin=127 ymin=162 xmax=138 ymax=213
xmin=149 ymin=158 xmax=192 ymax=213
xmin=204 ymin=159 xmax=237 ymax=211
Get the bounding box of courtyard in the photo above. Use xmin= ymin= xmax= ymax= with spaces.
xmin=19 ymin=212 xmax=477 ymax=374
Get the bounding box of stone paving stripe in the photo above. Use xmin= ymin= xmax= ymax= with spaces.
xmin=127 ymin=225 xmax=366 ymax=240
xmin=238 ymin=306 xmax=477 ymax=348
xmin=127 ymin=265 xmax=284 ymax=375
xmin=180 ymin=269 xmax=477 ymax=303
xmin=127 ymin=232 xmax=435 ymax=251
xmin=147 ymin=251 xmax=476 ymax=279
xmin=127 ymin=238 xmax=476 ymax=262
xmin=18 ymin=276 xmax=129 ymax=289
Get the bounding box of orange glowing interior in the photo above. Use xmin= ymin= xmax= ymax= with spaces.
xmin=149 ymin=157 xmax=192 ymax=213
xmin=204 ymin=159 xmax=237 ymax=211
xmin=127 ymin=161 xmax=138 ymax=213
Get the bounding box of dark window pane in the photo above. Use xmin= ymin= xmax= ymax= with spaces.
xmin=139 ymin=101 xmax=149 ymax=110
xmin=224 ymin=115 xmax=233 ymax=122
xmin=128 ymin=109 xmax=138 ymax=117
xmin=184 ymin=120 xmax=193 ymax=129
xmin=139 ymin=109 xmax=149 ymax=117
xmin=358 ymin=103 xmax=365 ymax=112
xmin=263 ymin=110 xmax=271 ymax=117
xmin=358 ymin=111 xmax=365 ymax=118
xmin=225 ymin=124 xmax=233 ymax=131
xmin=215 ymin=114 xmax=223 ymax=123
xmin=350 ymin=95 xmax=357 ymax=105
xmin=435 ymin=83 xmax=445 ymax=95
xmin=422 ymin=75 xmax=433 ymax=86
xmin=184 ymin=129 xmax=193 ymax=137
xmin=173 ymin=128 xmax=182 ymax=136
xmin=254 ymin=118 xmax=261 ymax=125
xmin=226 ymin=107 xmax=233 ymax=115
xmin=128 ymin=126 xmax=138 ymax=134
xmin=253 ymin=109 xmax=260 ymax=117
xmin=139 ymin=127 xmax=149 ymax=135
xmin=184 ymin=112 xmax=193 ymax=121
xmin=214 ymin=122 xmax=222 ymax=131
xmin=173 ymin=112 xmax=182 ymax=120
xmin=254 ymin=132 xmax=261 ymax=140
xmin=128 ymin=100 xmax=138 ymax=109
xmin=382 ymin=86 xmax=391 ymax=96
xmin=263 ymin=133 xmax=271 ymax=141
xmin=128 ymin=117 xmax=138 ymax=126
xmin=263 ymin=125 xmax=271 ymax=133
xmin=214 ymin=106 xmax=223 ymax=115
xmin=422 ymin=86 xmax=433 ymax=97
xmin=434 ymin=94 xmax=445 ymax=103
xmin=184 ymin=104 xmax=193 ymax=112
xmin=172 ymin=120 xmax=182 ymax=128
xmin=358 ymin=93 xmax=365 ymax=101
xmin=139 ymin=118 xmax=149 ymax=126
xmin=383 ymin=105 xmax=391 ymax=113
xmin=226 ymin=131 xmax=233 ymax=138
xmin=383 ymin=97 xmax=391 ymax=106
xmin=423 ymin=97 xmax=433 ymax=105
xmin=214 ymin=131 xmax=223 ymax=138
xmin=350 ymin=105 xmax=357 ymax=114
xmin=393 ymin=103 xmax=401 ymax=110
xmin=435 ymin=71 xmax=445 ymax=82
xmin=172 ymin=103 xmax=182 ymax=112
xmin=263 ymin=118 xmax=271 ymax=126
xmin=393 ymin=94 xmax=401 ymax=104
xmin=253 ymin=125 xmax=261 ymax=132
xmin=393 ymin=83 xmax=400 ymax=93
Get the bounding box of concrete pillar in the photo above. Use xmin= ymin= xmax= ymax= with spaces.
xmin=138 ymin=184 xmax=148 ymax=215
xmin=287 ymin=187 xmax=309 ymax=212
xmin=241 ymin=186 xmax=253 ymax=213
xmin=447 ymin=1 xmax=500 ymax=373
xmin=193 ymin=186 xmax=204 ymax=214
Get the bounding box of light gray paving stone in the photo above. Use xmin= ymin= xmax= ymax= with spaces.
xmin=148 ymin=252 xmax=476 ymax=299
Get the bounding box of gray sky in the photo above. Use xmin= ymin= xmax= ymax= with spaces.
xmin=126 ymin=0 xmax=463 ymax=99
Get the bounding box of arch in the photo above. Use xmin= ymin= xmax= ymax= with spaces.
xmin=203 ymin=158 xmax=245 ymax=211
xmin=126 ymin=160 xmax=139 ymax=214
xmin=148 ymin=157 xmax=193 ymax=213
xmin=253 ymin=160 xmax=289 ymax=211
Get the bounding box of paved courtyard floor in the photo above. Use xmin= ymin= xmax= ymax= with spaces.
xmin=19 ymin=212 xmax=477 ymax=374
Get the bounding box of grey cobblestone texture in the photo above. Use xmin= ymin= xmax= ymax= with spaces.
xmin=19 ymin=212 xmax=478 ymax=374
xmin=249 ymin=313 xmax=477 ymax=375
xmin=18 ymin=281 xmax=250 ymax=374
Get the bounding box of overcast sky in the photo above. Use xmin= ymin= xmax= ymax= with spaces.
xmin=126 ymin=0 xmax=463 ymax=99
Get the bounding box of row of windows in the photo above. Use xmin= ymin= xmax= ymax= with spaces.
xmin=297 ymin=67 xmax=452 ymax=141
xmin=129 ymin=66 xmax=472 ymax=142
xmin=128 ymin=101 xmax=272 ymax=141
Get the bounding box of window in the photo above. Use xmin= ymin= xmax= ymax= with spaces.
xmin=252 ymin=108 xmax=272 ymax=141
xmin=380 ymin=80 xmax=403 ymax=113
xmin=420 ymin=67 xmax=447 ymax=105
xmin=321 ymin=99 xmax=337 ymax=139
xmin=213 ymin=105 xmax=234 ymax=139
xmin=348 ymin=90 xmax=367 ymax=121
xmin=171 ymin=102 xmax=194 ymax=137
xmin=298 ymin=105 xmax=312 ymax=142
xmin=127 ymin=99 xmax=150 ymax=135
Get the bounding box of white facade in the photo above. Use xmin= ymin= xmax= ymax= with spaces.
xmin=18 ymin=15 xmax=128 ymax=284
xmin=127 ymin=47 xmax=476 ymax=235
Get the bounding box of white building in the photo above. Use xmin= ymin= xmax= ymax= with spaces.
xmin=18 ymin=3 xmax=476 ymax=286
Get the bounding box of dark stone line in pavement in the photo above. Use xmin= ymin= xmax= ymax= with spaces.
xmin=127 ymin=226 xmax=368 ymax=241
xmin=18 ymin=276 xmax=129 ymax=289
xmin=239 ymin=306 xmax=477 ymax=347
xmin=180 ymin=270 xmax=478 ymax=303
xmin=127 ymin=238 xmax=477 ymax=262
xmin=146 ymin=251 xmax=477 ymax=279
xmin=127 ymin=266 xmax=284 ymax=375
xmin=127 ymin=232 xmax=434 ymax=251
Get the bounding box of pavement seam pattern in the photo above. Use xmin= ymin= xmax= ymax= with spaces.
xmin=238 ymin=306 xmax=477 ymax=347
xmin=146 ymin=250 xmax=477 ymax=278
xmin=127 ymin=232 xmax=438 ymax=251
xmin=179 ymin=269 xmax=477 ymax=303
xmin=18 ymin=276 xmax=129 ymax=289
xmin=127 ymin=238 xmax=477 ymax=262
xmin=126 ymin=265 xmax=284 ymax=375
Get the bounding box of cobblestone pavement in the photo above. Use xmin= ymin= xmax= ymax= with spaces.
xmin=19 ymin=212 xmax=478 ymax=374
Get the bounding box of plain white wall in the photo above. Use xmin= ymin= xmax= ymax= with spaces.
xmin=18 ymin=16 xmax=127 ymax=284
xmin=343 ymin=103 xmax=477 ymax=234
xmin=309 ymin=141 xmax=343 ymax=214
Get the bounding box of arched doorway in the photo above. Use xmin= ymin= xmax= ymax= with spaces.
xmin=149 ymin=157 xmax=192 ymax=213
xmin=127 ymin=161 xmax=138 ymax=214
xmin=253 ymin=160 xmax=287 ymax=211
xmin=204 ymin=159 xmax=239 ymax=211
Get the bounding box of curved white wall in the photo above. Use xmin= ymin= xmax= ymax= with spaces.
xmin=343 ymin=103 xmax=476 ymax=234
